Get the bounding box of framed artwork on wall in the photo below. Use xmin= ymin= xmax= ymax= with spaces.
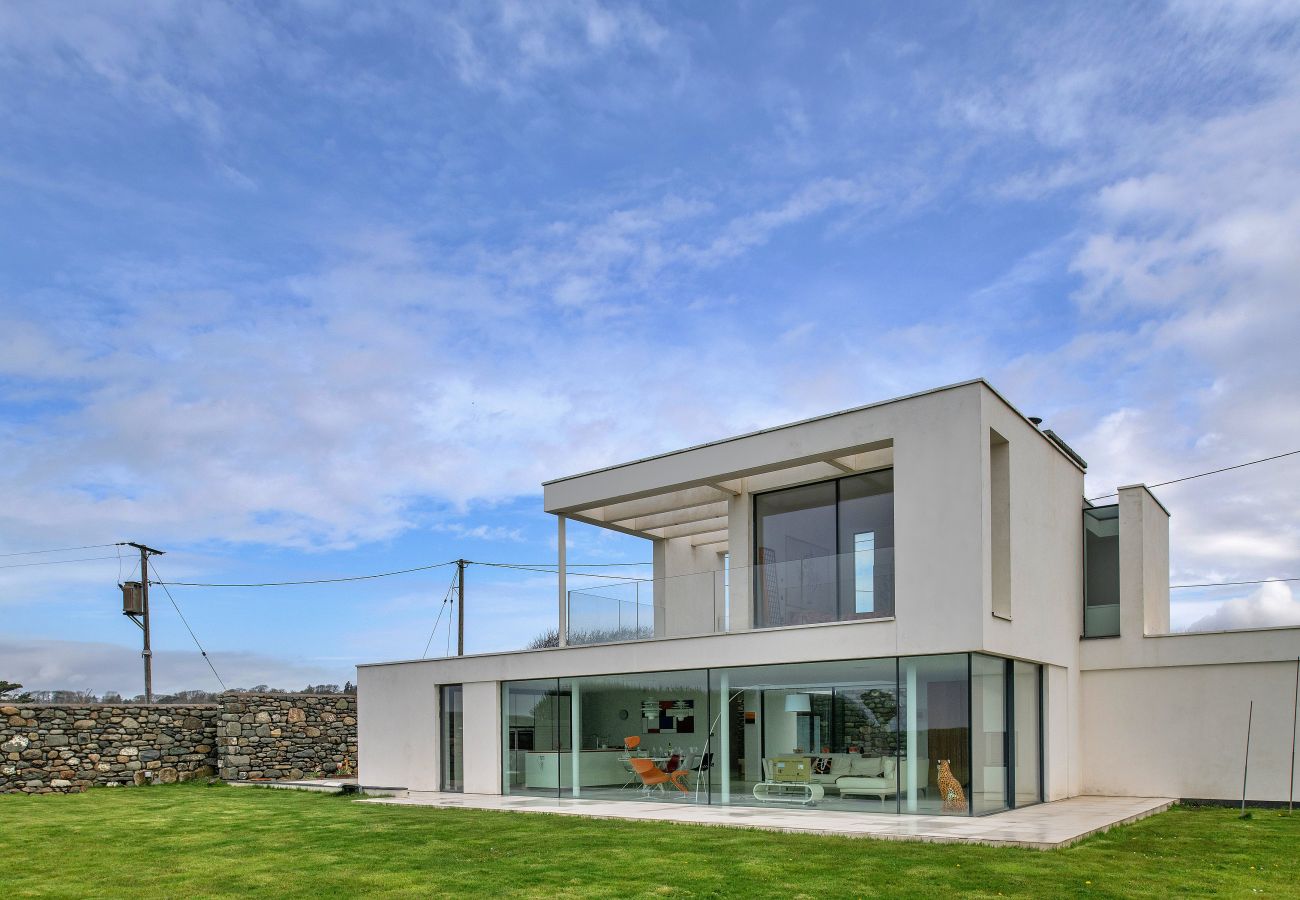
xmin=642 ymin=699 xmax=695 ymax=734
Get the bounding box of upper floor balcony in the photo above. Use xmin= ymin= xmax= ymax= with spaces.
xmin=566 ymin=546 xmax=895 ymax=645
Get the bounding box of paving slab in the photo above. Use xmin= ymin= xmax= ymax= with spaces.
xmin=358 ymin=792 xmax=1174 ymax=849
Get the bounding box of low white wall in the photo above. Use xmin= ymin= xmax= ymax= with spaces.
xmin=1081 ymin=660 xmax=1298 ymax=801
xmin=357 ymin=662 xmax=439 ymax=791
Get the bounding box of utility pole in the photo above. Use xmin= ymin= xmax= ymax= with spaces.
xmin=456 ymin=559 xmax=466 ymax=657
xmin=121 ymin=542 xmax=164 ymax=704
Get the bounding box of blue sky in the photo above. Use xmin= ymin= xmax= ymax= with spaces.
xmin=2 ymin=1 xmax=1299 ymax=695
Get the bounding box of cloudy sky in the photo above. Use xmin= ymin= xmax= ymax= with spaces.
xmin=2 ymin=0 xmax=1298 ymax=695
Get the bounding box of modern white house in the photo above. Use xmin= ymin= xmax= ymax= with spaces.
xmin=358 ymin=379 xmax=1299 ymax=816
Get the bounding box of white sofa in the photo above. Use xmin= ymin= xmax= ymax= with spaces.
xmin=836 ymin=757 xmax=930 ymax=802
xmin=762 ymin=754 xmax=898 ymax=791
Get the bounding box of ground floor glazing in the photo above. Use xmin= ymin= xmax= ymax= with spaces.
xmin=471 ymin=653 xmax=1042 ymax=816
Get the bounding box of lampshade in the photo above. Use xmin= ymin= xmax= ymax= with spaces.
xmin=784 ymin=693 xmax=811 ymax=713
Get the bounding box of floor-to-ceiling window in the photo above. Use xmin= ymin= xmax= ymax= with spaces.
xmin=753 ymin=470 xmax=894 ymax=627
xmin=1012 ymin=660 xmax=1043 ymax=807
xmin=501 ymin=679 xmax=570 ymax=798
xmin=439 ymin=684 xmax=464 ymax=793
xmin=970 ymin=655 xmax=1008 ymax=814
xmin=898 ymin=654 xmax=970 ymax=814
xmin=711 ymin=658 xmax=900 ymax=812
xmin=560 ymin=670 xmax=709 ymax=800
xmin=498 ymin=654 xmax=1042 ymax=814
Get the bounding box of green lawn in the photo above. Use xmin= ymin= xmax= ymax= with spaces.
xmin=1 ymin=784 xmax=1296 ymax=898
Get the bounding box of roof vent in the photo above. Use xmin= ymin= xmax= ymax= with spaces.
xmin=1028 ymin=416 xmax=1043 ymax=427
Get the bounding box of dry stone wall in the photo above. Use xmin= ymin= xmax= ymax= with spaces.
xmin=1 ymin=692 xmax=357 ymax=794
xmin=217 ymin=692 xmax=357 ymax=781
xmin=0 ymin=703 xmax=219 ymax=793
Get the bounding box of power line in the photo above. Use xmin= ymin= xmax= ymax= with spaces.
xmin=0 ymin=554 xmax=122 ymax=570
xmin=150 ymin=562 xmax=227 ymax=692
xmin=157 ymin=560 xmax=458 ymax=587
xmin=1171 ymin=576 xmax=1300 ymax=590
xmin=1089 ymin=448 xmax=1300 ymax=502
xmin=472 ymin=561 xmax=652 ymax=582
xmin=422 ymin=569 xmax=459 ymax=659
xmin=0 ymin=542 xmax=121 ymax=558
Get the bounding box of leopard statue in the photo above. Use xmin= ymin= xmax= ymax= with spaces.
xmin=936 ymin=759 xmax=967 ymax=813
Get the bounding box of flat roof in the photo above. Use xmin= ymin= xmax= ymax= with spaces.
xmin=543 ymin=378 xmax=1085 ymax=487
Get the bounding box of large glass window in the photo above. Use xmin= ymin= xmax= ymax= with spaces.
xmin=501 ymin=679 xmax=570 ymax=798
xmin=1083 ymin=504 xmax=1120 ymax=637
xmin=440 ymin=684 xmax=464 ymax=792
xmin=754 ymin=471 xmax=894 ymax=627
xmin=1012 ymin=660 xmax=1042 ymax=806
xmin=500 ymin=654 xmax=1042 ymax=815
xmin=970 ymin=655 xmax=1008 ymax=814
xmin=899 ymin=654 xmax=969 ymax=815
xmin=561 ymin=670 xmax=709 ymax=799
xmin=712 ymin=658 xmax=900 ymax=813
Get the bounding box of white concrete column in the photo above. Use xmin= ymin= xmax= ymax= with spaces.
xmin=557 ymin=514 xmax=568 ymax=647
xmin=718 ymin=671 xmax=730 ymax=803
xmin=570 ymin=680 xmax=581 ymax=797
xmin=905 ymin=660 xmax=918 ymax=812
xmin=1117 ymin=484 xmax=1171 ymax=637
xmin=461 ymin=681 xmax=503 ymax=794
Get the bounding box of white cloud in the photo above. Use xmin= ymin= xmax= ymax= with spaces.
xmin=1183 ymin=581 xmax=1300 ymax=632
xmin=0 ymin=637 xmax=351 ymax=696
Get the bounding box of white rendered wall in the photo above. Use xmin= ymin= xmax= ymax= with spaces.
xmin=460 ymin=680 xmax=502 ymax=794
xmin=1082 ymin=660 xmax=1299 ymax=801
xmin=357 ymin=660 xmax=440 ymax=791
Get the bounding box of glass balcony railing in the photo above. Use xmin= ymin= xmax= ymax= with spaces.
xmin=565 ymin=548 xmax=894 ymax=646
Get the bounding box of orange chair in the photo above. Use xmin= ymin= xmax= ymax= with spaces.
xmin=630 ymin=757 xmax=690 ymax=795
xmin=624 ymin=736 xmax=641 ymax=751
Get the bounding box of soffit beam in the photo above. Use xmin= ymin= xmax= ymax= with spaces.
xmin=689 ymin=529 xmax=729 ymax=547
xmin=595 ymin=486 xmax=737 ymax=523
xmin=650 ymin=516 xmax=730 ymax=540
xmin=610 ymin=501 xmax=728 ymax=532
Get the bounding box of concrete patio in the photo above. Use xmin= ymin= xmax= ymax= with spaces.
xmin=359 ymin=792 xmax=1175 ymax=850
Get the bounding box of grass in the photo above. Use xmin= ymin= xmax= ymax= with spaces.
xmin=1 ymin=784 xmax=1297 ymax=898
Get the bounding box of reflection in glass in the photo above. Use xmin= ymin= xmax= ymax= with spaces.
xmin=1083 ymin=505 xmax=1120 ymax=637
xmin=440 ymin=684 xmax=463 ymax=792
xmin=900 ymin=654 xmax=970 ymax=815
xmin=971 ymin=655 xmax=1008 ymax=814
xmin=1013 ymin=661 xmax=1043 ymax=806
xmin=501 ymin=679 xmax=569 ymax=798
xmin=754 ymin=471 xmax=894 ymax=627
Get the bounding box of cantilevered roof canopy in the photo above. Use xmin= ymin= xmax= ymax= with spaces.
xmin=542 ymin=379 xmax=1085 ymax=551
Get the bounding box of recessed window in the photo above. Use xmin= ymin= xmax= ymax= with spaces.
xmin=753 ymin=470 xmax=894 ymax=627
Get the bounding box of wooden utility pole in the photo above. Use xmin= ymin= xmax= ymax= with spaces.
xmin=456 ymin=559 xmax=466 ymax=657
xmin=122 ymin=542 xmax=164 ymax=703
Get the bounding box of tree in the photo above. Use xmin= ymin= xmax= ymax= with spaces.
xmin=0 ymin=680 xmax=33 ymax=702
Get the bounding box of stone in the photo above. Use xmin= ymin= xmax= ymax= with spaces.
xmin=159 ymin=767 xmax=178 ymax=784
xmin=120 ymin=717 xmax=140 ymax=729
xmin=304 ymin=727 xmax=320 ymax=738
xmin=287 ymin=708 xmax=306 ymax=724
xmin=1 ymin=736 xmax=29 ymax=753
xmin=118 ymin=746 xmax=139 ymax=757
xmin=255 ymin=712 xmax=272 ymax=724
xmin=0 ymin=705 xmax=18 ymax=716
xmin=73 ymin=719 xmax=96 ymax=729
xmin=138 ymin=749 xmax=161 ymax=762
